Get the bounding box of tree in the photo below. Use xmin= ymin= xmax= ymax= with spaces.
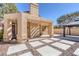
xmin=57 ymin=11 xmax=79 ymax=24
xmin=0 ymin=4 xmax=4 ymax=18
xmin=0 ymin=3 xmax=18 ymax=18
xmin=4 ymin=3 xmax=18 ymax=13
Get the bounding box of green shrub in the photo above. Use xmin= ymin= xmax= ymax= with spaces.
xmin=54 ymin=26 xmax=61 ymax=29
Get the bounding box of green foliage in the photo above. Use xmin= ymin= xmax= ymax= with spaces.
xmin=4 ymin=3 xmax=18 ymax=13
xmin=54 ymin=25 xmax=61 ymax=29
xmin=0 ymin=3 xmax=18 ymax=18
xmin=57 ymin=11 xmax=79 ymax=24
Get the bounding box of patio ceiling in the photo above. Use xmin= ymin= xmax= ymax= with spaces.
xmin=62 ymin=21 xmax=79 ymax=27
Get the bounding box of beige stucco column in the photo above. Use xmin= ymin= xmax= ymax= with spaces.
xmin=39 ymin=24 xmax=42 ymax=36
xmin=3 ymin=17 xmax=9 ymax=42
xmin=27 ymin=22 xmax=30 ymax=39
xmin=48 ymin=23 xmax=52 ymax=37
xmin=16 ymin=14 xmax=22 ymax=43
xmin=51 ymin=22 xmax=54 ymax=36
xmin=21 ymin=13 xmax=28 ymax=42
xmin=3 ymin=14 xmax=13 ymax=42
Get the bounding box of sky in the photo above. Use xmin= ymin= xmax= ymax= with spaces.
xmin=16 ymin=3 xmax=79 ymax=25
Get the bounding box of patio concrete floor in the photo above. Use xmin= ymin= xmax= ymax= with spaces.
xmin=0 ymin=34 xmax=79 ymax=56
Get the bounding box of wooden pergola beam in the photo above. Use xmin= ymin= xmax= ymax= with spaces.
xmin=69 ymin=27 xmax=71 ymax=35
xmin=63 ymin=26 xmax=65 ymax=37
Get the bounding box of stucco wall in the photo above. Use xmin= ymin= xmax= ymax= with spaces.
xmin=54 ymin=27 xmax=79 ymax=36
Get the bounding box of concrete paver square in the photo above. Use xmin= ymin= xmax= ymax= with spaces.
xmin=60 ymin=40 xmax=75 ymax=45
xmin=7 ymin=44 xmax=27 ymax=55
xmin=50 ymin=38 xmax=60 ymax=41
xmin=74 ymin=48 xmax=79 ymax=55
xmin=29 ymin=38 xmax=43 ymax=41
xmin=41 ymin=39 xmax=53 ymax=43
xmin=37 ymin=45 xmax=62 ymax=56
xmin=51 ymin=42 xmax=71 ymax=50
xmin=29 ymin=41 xmax=44 ymax=47
xmin=20 ymin=52 xmax=33 ymax=56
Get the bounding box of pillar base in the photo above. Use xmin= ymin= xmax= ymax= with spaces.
xmin=3 ymin=38 xmax=10 ymax=43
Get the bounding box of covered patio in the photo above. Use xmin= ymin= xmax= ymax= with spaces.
xmin=62 ymin=21 xmax=79 ymax=37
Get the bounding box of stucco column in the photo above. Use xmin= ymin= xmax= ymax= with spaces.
xmin=27 ymin=22 xmax=30 ymax=39
xmin=38 ymin=22 xmax=42 ymax=37
xmin=16 ymin=14 xmax=22 ymax=43
xmin=39 ymin=24 xmax=42 ymax=36
xmin=3 ymin=17 xmax=8 ymax=42
xmin=48 ymin=23 xmax=52 ymax=37
xmin=21 ymin=13 xmax=28 ymax=42
xmin=52 ymin=23 xmax=54 ymax=36
xmin=63 ymin=26 xmax=65 ymax=37
xmin=69 ymin=27 xmax=71 ymax=35
xmin=4 ymin=17 xmax=13 ymax=42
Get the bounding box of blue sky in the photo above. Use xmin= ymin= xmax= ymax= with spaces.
xmin=16 ymin=3 xmax=79 ymax=25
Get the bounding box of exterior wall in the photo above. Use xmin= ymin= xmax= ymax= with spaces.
xmin=71 ymin=27 xmax=79 ymax=35
xmin=3 ymin=13 xmax=23 ymax=42
xmin=54 ymin=28 xmax=63 ymax=34
xmin=21 ymin=13 xmax=28 ymax=41
xmin=27 ymin=19 xmax=53 ymax=38
xmin=3 ymin=3 xmax=53 ymax=43
xmin=42 ymin=26 xmax=48 ymax=35
xmin=16 ymin=14 xmax=23 ymax=42
xmin=28 ymin=22 xmax=40 ymax=38
xmin=3 ymin=17 xmax=11 ymax=42
xmin=54 ymin=27 xmax=79 ymax=36
xmin=24 ymin=13 xmax=53 ymax=36
xmin=51 ymin=24 xmax=53 ymax=36
xmin=3 ymin=13 xmax=53 ymax=42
